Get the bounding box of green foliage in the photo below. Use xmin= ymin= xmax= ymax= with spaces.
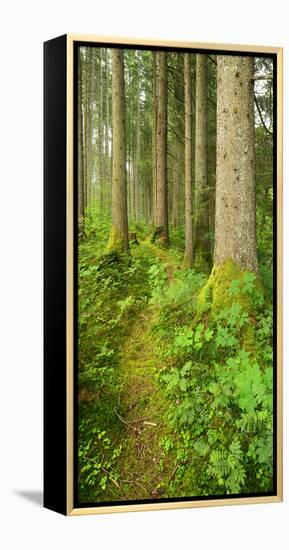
xmin=148 ymin=260 xmax=168 ymax=304
xmin=78 ymin=202 xmax=273 ymax=500
xmin=81 ymin=201 xmax=111 ymax=245
xmin=156 ymin=270 xmax=274 ymax=495
xmin=76 ymin=49 xmax=274 ymax=502
xmin=78 ymin=411 xmax=123 ymax=496
xmin=78 ymin=211 xmax=157 ymax=500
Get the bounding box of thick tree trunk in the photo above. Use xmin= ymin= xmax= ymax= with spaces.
xmin=78 ymin=48 xmax=85 ymax=228
xmin=184 ymin=53 xmax=193 ymax=267
xmin=214 ymin=55 xmax=257 ymax=272
xmin=155 ymin=51 xmax=169 ymax=246
xmin=107 ymin=49 xmax=129 ymax=253
xmin=194 ymin=54 xmax=211 ymax=269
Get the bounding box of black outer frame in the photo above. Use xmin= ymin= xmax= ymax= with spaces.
xmin=44 ymin=34 xmax=67 ymax=515
xmin=43 ymin=34 xmax=280 ymax=516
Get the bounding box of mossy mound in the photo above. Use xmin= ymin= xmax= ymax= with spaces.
xmin=106 ymin=225 xmax=129 ymax=254
xmin=198 ymin=259 xmax=258 ymax=316
xmin=197 ymin=259 xmax=266 ymax=356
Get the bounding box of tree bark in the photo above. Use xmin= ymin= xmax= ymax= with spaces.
xmin=135 ymin=52 xmax=142 ymax=220
xmin=172 ymin=144 xmax=180 ymax=229
xmin=184 ymin=53 xmax=193 ymax=267
xmin=98 ymin=49 xmax=104 ymax=209
xmin=194 ymin=54 xmax=210 ymax=269
xmin=155 ymin=51 xmax=169 ymax=246
xmin=104 ymin=48 xmax=110 ymax=193
xmin=78 ymin=47 xmax=85 ymax=228
xmin=152 ymin=52 xmax=157 ymax=225
xmin=107 ymin=49 xmax=129 ymax=253
xmin=85 ymin=47 xmax=93 ymax=208
xmin=214 ymin=55 xmax=258 ymax=272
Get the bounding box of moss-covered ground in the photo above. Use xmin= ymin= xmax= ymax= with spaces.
xmin=78 ymin=226 xmax=274 ymax=503
xmin=78 ymin=238 xmax=191 ymax=503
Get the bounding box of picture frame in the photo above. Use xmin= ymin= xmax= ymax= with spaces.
xmin=44 ymin=34 xmax=283 ymax=516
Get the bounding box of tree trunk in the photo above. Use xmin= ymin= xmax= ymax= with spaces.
xmin=107 ymin=49 xmax=129 ymax=253
xmin=98 ymin=49 xmax=104 ymax=209
xmin=85 ymin=47 xmax=93 ymax=208
xmin=78 ymin=48 xmax=85 ymax=229
xmin=214 ymin=55 xmax=257 ymax=272
xmin=199 ymin=55 xmax=258 ymax=314
xmin=172 ymin=145 xmax=179 ymax=229
xmin=155 ymin=51 xmax=169 ymax=246
xmin=152 ymin=52 xmax=157 ymax=226
xmin=184 ymin=53 xmax=193 ymax=267
xmin=135 ymin=53 xmax=142 ymax=220
xmin=82 ymin=51 xmax=88 ymax=211
xmin=104 ymin=48 xmax=110 ymax=193
xmin=194 ymin=54 xmax=210 ymax=269
xmin=130 ymin=152 xmax=136 ymax=221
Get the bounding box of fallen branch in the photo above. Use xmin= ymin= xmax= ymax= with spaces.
xmin=143 ymin=421 xmax=157 ymax=427
xmin=114 ymin=409 xmax=137 ymax=430
xmin=114 ymin=408 xmax=155 ymax=426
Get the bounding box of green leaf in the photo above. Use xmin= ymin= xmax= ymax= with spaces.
xmin=204 ymin=328 xmax=214 ymax=342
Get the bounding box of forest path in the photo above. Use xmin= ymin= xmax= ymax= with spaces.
xmin=114 ymin=241 xmax=179 ymax=500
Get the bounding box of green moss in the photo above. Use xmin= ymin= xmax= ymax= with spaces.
xmin=242 ymin=323 xmax=257 ymax=354
xmin=198 ymin=260 xmax=255 ymax=316
xmin=106 ymin=224 xmax=128 ymax=254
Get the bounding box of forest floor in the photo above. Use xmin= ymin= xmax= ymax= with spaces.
xmin=113 ymin=242 xmax=180 ymax=500
xmin=78 ymin=230 xmax=273 ymax=503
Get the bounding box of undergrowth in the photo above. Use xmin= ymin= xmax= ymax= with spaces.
xmin=77 ymin=205 xmax=274 ymax=501
xmin=151 ymin=266 xmax=274 ymax=496
xmin=78 ymin=213 xmax=160 ymax=501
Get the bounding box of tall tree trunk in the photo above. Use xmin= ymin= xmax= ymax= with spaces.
xmin=107 ymin=49 xmax=129 ymax=253
xmin=104 ymin=48 xmax=110 ymax=191
xmin=155 ymin=51 xmax=169 ymax=246
xmin=172 ymin=145 xmax=179 ymax=229
xmin=78 ymin=48 xmax=85 ymax=229
xmin=145 ymin=175 xmax=152 ymax=223
xmin=152 ymin=52 xmax=157 ymax=225
xmin=214 ymin=55 xmax=257 ymax=272
xmin=98 ymin=49 xmax=104 ymax=209
xmin=135 ymin=53 xmax=142 ymax=220
xmin=82 ymin=52 xmax=88 ymax=211
xmin=184 ymin=53 xmax=193 ymax=267
xmin=90 ymin=48 xmax=97 ymax=204
xmin=105 ymin=49 xmax=112 ymax=215
xmin=85 ymin=47 xmax=93 ymax=208
xmin=130 ymin=152 xmax=136 ymax=221
xmin=194 ymin=54 xmax=210 ymax=269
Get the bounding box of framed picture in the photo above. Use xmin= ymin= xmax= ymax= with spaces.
xmin=44 ymin=34 xmax=283 ymax=516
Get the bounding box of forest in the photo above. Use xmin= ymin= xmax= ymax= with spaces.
xmin=77 ymin=45 xmax=274 ymax=504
